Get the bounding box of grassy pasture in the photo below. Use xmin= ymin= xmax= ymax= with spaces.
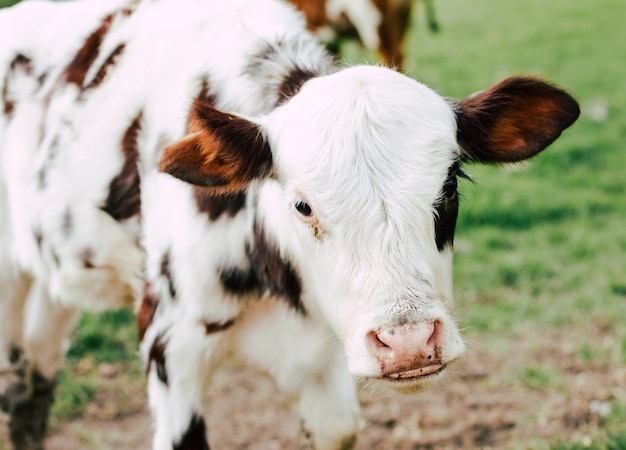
xmin=1 ymin=0 xmax=625 ymax=448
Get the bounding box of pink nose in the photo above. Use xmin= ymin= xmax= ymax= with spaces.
xmin=368 ymin=321 xmax=443 ymax=378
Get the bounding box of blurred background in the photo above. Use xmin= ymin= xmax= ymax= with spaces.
xmin=0 ymin=0 xmax=625 ymax=449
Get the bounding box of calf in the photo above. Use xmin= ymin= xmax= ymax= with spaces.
xmin=287 ymin=0 xmax=421 ymax=68
xmin=0 ymin=0 xmax=579 ymax=449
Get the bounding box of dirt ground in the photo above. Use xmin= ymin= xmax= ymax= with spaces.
xmin=2 ymin=329 xmax=625 ymax=450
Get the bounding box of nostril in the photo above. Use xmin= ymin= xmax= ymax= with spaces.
xmin=368 ymin=330 xmax=392 ymax=352
xmin=427 ymin=320 xmax=442 ymax=348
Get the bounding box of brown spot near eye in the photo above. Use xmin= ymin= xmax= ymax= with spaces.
xmin=311 ymin=218 xmax=325 ymax=240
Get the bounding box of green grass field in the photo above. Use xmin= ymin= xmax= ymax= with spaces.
xmin=1 ymin=0 xmax=625 ymax=448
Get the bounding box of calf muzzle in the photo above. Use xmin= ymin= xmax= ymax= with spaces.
xmin=367 ymin=320 xmax=444 ymax=380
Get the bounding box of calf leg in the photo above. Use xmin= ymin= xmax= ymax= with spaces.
xmin=4 ymin=282 xmax=78 ymax=450
xmin=0 ymin=272 xmax=29 ymax=374
xmin=236 ymin=303 xmax=361 ymax=450
xmin=142 ymin=316 xmax=235 ymax=450
xmin=0 ymin=272 xmax=30 ymax=446
xmin=296 ymin=355 xmax=360 ymax=450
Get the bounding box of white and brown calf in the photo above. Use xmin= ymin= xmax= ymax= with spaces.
xmin=287 ymin=0 xmax=414 ymax=68
xmin=0 ymin=0 xmax=579 ymax=449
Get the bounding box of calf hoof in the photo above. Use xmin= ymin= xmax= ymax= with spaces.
xmin=1 ymin=364 xmax=56 ymax=450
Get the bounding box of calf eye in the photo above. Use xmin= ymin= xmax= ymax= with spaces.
xmin=443 ymin=176 xmax=458 ymax=200
xmin=295 ymin=199 xmax=312 ymax=217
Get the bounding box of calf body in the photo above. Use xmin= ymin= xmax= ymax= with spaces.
xmin=0 ymin=0 xmax=579 ymax=449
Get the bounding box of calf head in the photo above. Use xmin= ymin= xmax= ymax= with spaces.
xmin=160 ymin=67 xmax=579 ymax=393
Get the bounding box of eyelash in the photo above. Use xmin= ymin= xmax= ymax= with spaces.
xmin=445 ymin=163 xmax=472 ymax=199
xmin=294 ymin=199 xmax=312 ymax=217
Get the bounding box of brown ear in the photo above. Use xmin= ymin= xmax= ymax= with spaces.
xmin=455 ymin=77 xmax=580 ymax=163
xmin=159 ymin=100 xmax=272 ymax=192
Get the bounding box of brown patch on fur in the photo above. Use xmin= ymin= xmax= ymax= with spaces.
xmin=3 ymin=54 xmax=33 ymax=117
xmin=456 ymin=77 xmax=580 ymax=163
xmin=84 ymin=43 xmax=126 ymax=91
xmin=64 ymin=15 xmax=115 ymax=87
xmin=277 ymin=67 xmax=317 ymax=105
xmin=174 ymin=414 xmax=210 ymax=450
xmin=217 ymin=221 xmax=305 ymax=314
xmin=101 ymin=111 xmax=142 ymax=221
xmin=33 ymin=229 xmax=43 ymax=250
xmin=81 ymin=248 xmax=95 ymax=269
xmin=219 ymin=265 xmax=259 ymax=296
xmin=9 ymin=54 xmax=33 ymax=72
xmin=202 ymin=318 xmax=236 ymax=335
xmin=195 ymin=77 xmax=217 ymax=107
xmin=248 ymin=220 xmax=306 ymax=315
xmin=185 ymin=77 xmax=217 ymax=133
xmin=148 ymin=333 xmax=168 ymax=385
xmin=288 ymin=0 xmax=328 ymax=30
xmin=310 ymin=217 xmax=326 ymax=240
xmin=160 ymin=252 xmax=176 ymax=299
xmin=194 ymin=189 xmax=247 ymax=221
xmin=37 ymin=135 xmax=61 ymax=190
xmin=160 ymin=101 xmax=272 ymax=192
xmin=137 ymin=287 xmax=159 ymax=342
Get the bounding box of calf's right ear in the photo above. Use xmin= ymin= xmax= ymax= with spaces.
xmin=455 ymin=76 xmax=580 ymax=164
xmin=159 ymin=100 xmax=272 ymax=193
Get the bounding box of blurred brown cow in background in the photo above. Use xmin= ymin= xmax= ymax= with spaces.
xmin=288 ymin=0 xmax=439 ymax=68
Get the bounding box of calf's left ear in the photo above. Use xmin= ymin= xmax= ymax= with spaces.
xmin=455 ymin=76 xmax=580 ymax=163
xmin=159 ymin=100 xmax=272 ymax=193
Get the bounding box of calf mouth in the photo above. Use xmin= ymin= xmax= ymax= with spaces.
xmin=379 ymin=363 xmax=446 ymax=393
xmin=385 ymin=363 xmax=443 ymax=380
